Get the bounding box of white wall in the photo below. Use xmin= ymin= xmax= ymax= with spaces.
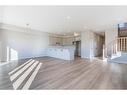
xmin=81 ymin=28 xmax=118 ymax=59
xmin=105 ymin=27 xmax=118 ymax=46
xmin=81 ymin=31 xmax=105 ymax=59
xmin=0 ymin=7 xmax=4 ymax=23
xmin=81 ymin=31 xmax=92 ymax=59
xmin=0 ymin=29 xmax=49 ymax=62
xmin=105 ymin=27 xmax=118 ymax=56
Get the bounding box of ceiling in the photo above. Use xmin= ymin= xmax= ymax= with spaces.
xmin=1 ymin=6 xmax=127 ymax=34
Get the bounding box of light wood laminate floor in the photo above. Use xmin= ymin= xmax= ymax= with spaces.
xmin=0 ymin=57 xmax=127 ymax=90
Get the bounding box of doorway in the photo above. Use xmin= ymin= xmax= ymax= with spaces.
xmin=91 ymin=32 xmax=105 ymax=60
xmin=73 ymin=41 xmax=81 ymax=57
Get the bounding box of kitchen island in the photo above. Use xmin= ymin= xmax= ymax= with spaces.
xmin=46 ymin=46 xmax=75 ymax=60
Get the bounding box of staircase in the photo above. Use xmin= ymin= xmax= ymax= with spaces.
xmin=103 ymin=37 xmax=127 ymax=63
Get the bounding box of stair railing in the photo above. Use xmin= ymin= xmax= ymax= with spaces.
xmin=117 ymin=37 xmax=127 ymax=52
xmin=103 ymin=37 xmax=127 ymax=60
xmin=103 ymin=39 xmax=117 ymax=59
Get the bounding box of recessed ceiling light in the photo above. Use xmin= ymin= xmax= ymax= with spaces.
xmin=74 ymin=32 xmax=79 ymax=36
xmin=26 ymin=23 xmax=30 ymax=26
xmin=66 ymin=16 xmax=71 ymax=20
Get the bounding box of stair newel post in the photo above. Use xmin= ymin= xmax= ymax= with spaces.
xmin=115 ymin=37 xmax=117 ymax=54
xmin=103 ymin=44 xmax=106 ymax=60
xmin=117 ymin=38 xmax=120 ymax=52
xmin=111 ymin=45 xmax=113 ymax=56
